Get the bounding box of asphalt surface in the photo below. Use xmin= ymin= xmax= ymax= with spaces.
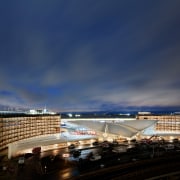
xmin=1 ymin=141 xmax=180 ymax=180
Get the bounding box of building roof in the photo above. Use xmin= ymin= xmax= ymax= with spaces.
xmin=69 ymin=120 xmax=157 ymax=138
xmin=117 ymin=120 xmax=157 ymax=131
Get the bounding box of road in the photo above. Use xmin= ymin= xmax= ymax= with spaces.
xmin=39 ymin=142 xmax=180 ymax=180
xmin=11 ymin=141 xmax=180 ymax=180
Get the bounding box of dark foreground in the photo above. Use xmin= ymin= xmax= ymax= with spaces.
xmin=1 ymin=141 xmax=180 ymax=180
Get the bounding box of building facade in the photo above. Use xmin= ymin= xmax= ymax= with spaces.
xmin=0 ymin=112 xmax=61 ymax=151
xmin=137 ymin=113 xmax=180 ymax=134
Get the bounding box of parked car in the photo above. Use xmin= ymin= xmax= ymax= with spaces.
xmin=112 ymin=141 xmax=119 ymax=146
xmin=89 ymin=154 xmax=101 ymax=161
xmin=24 ymin=153 xmax=33 ymax=159
xmin=130 ymin=139 xmax=137 ymax=143
xmin=101 ymin=140 xmax=110 ymax=148
xmin=164 ymin=144 xmax=174 ymax=151
xmin=18 ymin=157 xmax=25 ymax=166
xmin=68 ymin=144 xmax=76 ymax=149
xmin=92 ymin=141 xmax=99 ymax=146
xmin=72 ymin=150 xmax=81 ymax=158
xmin=173 ymin=138 xmax=179 ymax=143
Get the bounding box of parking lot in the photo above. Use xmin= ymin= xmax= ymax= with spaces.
xmin=1 ymin=139 xmax=180 ymax=180
xmin=39 ymin=139 xmax=180 ymax=175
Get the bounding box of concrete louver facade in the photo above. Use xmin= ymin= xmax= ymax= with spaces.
xmin=68 ymin=120 xmax=157 ymax=138
xmin=137 ymin=114 xmax=180 ymax=133
xmin=0 ymin=113 xmax=61 ymax=151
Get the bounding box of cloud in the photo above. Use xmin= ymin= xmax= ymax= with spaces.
xmin=0 ymin=0 xmax=180 ymax=111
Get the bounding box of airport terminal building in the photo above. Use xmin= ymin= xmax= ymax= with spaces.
xmin=0 ymin=110 xmax=180 ymax=158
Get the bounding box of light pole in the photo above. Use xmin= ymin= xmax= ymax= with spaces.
xmin=63 ymin=134 xmax=68 ymax=147
xmin=103 ymin=123 xmax=108 ymax=140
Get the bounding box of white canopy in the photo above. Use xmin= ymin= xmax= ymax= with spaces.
xmin=69 ymin=120 xmax=157 ymax=138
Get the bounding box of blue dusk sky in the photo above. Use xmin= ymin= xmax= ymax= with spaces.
xmin=0 ymin=0 xmax=180 ymax=112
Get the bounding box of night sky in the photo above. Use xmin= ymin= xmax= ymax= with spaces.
xmin=0 ymin=0 xmax=180 ymax=112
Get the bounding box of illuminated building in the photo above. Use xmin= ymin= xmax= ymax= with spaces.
xmin=0 ymin=110 xmax=60 ymax=151
xmin=65 ymin=119 xmax=157 ymax=140
xmin=137 ymin=112 xmax=180 ymax=135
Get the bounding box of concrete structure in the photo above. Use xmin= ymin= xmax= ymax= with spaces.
xmin=0 ymin=111 xmax=60 ymax=152
xmin=7 ymin=132 xmax=97 ymax=158
xmin=63 ymin=113 xmax=180 ymax=139
xmin=137 ymin=112 xmax=180 ymax=136
xmin=1 ymin=110 xmax=180 ymax=158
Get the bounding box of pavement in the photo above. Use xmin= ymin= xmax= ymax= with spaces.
xmin=0 ymin=133 xmax=97 ymax=180
xmin=0 ymin=156 xmax=18 ymax=180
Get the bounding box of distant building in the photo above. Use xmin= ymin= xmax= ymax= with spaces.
xmin=137 ymin=113 xmax=180 ymax=135
xmin=137 ymin=112 xmax=152 ymax=115
xmin=27 ymin=108 xmax=56 ymax=115
xmin=0 ymin=110 xmax=61 ymax=151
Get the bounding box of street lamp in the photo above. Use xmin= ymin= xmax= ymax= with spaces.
xmin=103 ymin=123 xmax=108 ymax=140
xmin=63 ymin=134 xmax=68 ymax=147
